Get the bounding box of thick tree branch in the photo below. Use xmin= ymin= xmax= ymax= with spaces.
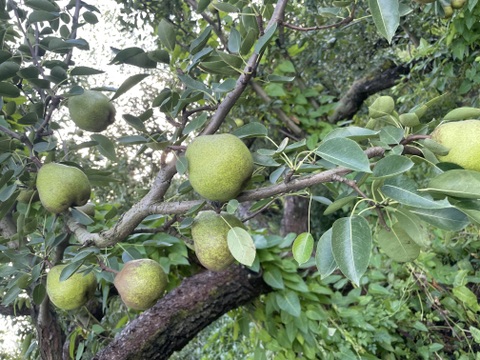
xmin=329 ymin=63 xmax=411 ymax=123
xmin=92 ymin=266 xmax=270 ymax=360
xmin=0 ymin=304 xmax=30 ymax=317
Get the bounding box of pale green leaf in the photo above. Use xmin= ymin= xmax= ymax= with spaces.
xmin=368 ymin=0 xmax=400 ymax=43
xmin=375 ymin=225 xmax=420 ymax=262
xmin=157 ymin=19 xmax=176 ymax=51
xmin=423 ymin=169 xmax=480 ymax=199
xmin=315 ymin=228 xmax=337 ymax=279
xmin=91 ymin=134 xmax=117 ymax=162
xmin=373 ymin=155 xmax=414 ymax=178
xmin=331 ymin=216 xmax=372 ymax=286
xmin=292 ymin=232 xmax=314 ymax=265
xmin=227 ymin=227 xmax=256 ymax=266
xmin=315 ymin=138 xmax=372 ymax=173
xmin=276 ymin=290 xmax=301 ymax=317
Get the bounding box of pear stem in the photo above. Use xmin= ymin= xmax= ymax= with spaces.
xmin=98 ymin=260 xmax=119 ymax=275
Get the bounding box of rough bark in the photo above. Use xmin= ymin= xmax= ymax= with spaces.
xmin=281 ymin=196 xmax=309 ymax=236
xmin=92 ymin=265 xmax=270 ymax=360
xmin=329 ymin=63 xmax=411 ymax=123
xmin=31 ymin=298 xmax=65 ymax=360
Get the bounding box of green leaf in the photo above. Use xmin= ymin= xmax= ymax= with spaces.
xmin=0 ymin=82 xmax=20 ymax=97
xmin=176 ymin=156 xmax=188 ymax=175
xmin=323 ymin=195 xmax=357 ymax=215
xmin=211 ymin=1 xmax=239 ymax=12
xmin=189 ymin=26 xmax=212 ymax=55
xmin=157 ymin=19 xmax=176 ymax=51
xmin=315 ymin=137 xmax=372 ymax=173
xmin=263 ymin=267 xmax=285 ymax=289
xmin=109 ymin=47 xmax=157 ymax=68
xmin=423 ymin=170 xmax=480 ymax=199
xmin=368 ymin=0 xmax=399 ymax=43
xmin=394 ymin=209 xmax=430 ymax=247
xmin=323 ymin=126 xmax=380 ymax=141
xmin=228 ymin=28 xmax=241 ymax=53
xmin=381 ymin=177 xmax=450 ymax=209
xmin=122 ymin=114 xmax=147 ymax=132
xmin=59 ymin=262 xmax=84 ymax=282
xmin=183 ymin=113 xmax=208 ymax=135
xmin=376 ymin=225 xmax=420 ymax=262
xmin=452 ymin=285 xmax=480 ymax=311
xmin=0 ymin=61 xmax=20 ymax=81
xmin=32 ymin=283 xmax=46 ymax=305
xmin=111 ymin=74 xmax=149 ymax=101
xmin=373 ymin=155 xmax=414 ymax=178
xmin=292 ymin=232 xmax=314 ymax=265
xmin=227 ymin=227 xmax=256 ymax=266
xmin=315 ymin=228 xmax=337 ymax=279
xmin=91 ymin=134 xmax=117 ymax=162
xmin=255 ymin=23 xmax=277 ymax=54
xmin=331 ymin=216 xmax=372 ymax=286
xmin=409 ymin=206 xmax=469 ymax=231
xmin=232 ymin=122 xmax=268 ymax=139
xmin=276 ymin=290 xmax=301 ymax=317
xmin=28 ymin=10 xmax=59 ymax=23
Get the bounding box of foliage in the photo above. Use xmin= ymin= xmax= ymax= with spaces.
xmin=0 ymin=0 xmax=480 ymax=359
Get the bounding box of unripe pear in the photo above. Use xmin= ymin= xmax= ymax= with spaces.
xmin=186 ymin=134 xmax=254 ymax=202
xmin=431 ymin=120 xmax=480 ymax=171
xmin=36 ymin=163 xmax=91 ymax=214
xmin=68 ymin=90 xmax=116 ymax=132
xmin=451 ymin=0 xmax=465 ymax=9
xmin=114 ymin=259 xmax=168 ymax=311
xmin=191 ymin=211 xmax=245 ymax=272
xmin=46 ymin=265 xmax=96 ymax=311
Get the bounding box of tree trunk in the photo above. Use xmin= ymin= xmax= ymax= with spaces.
xmin=92 ymin=265 xmax=270 ymax=360
xmin=281 ymin=196 xmax=309 ymax=235
xmin=31 ymin=298 xmax=65 ymax=360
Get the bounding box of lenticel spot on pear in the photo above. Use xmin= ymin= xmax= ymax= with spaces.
xmin=431 ymin=119 xmax=480 ymax=172
xmin=185 ymin=134 xmax=254 ymax=202
xmin=36 ymin=163 xmax=91 ymax=214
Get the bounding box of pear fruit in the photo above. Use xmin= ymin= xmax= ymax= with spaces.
xmin=191 ymin=210 xmax=245 ymax=271
xmin=46 ymin=265 xmax=96 ymax=311
xmin=185 ymin=134 xmax=254 ymax=202
xmin=114 ymin=259 xmax=168 ymax=311
xmin=36 ymin=163 xmax=91 ymax=214
xmin=431 ymin=120 xmax=480 ymax=171
xmin=68 ymin=90 xmax=116 ymax=132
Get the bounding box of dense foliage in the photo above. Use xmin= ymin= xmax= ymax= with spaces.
xmin=1 ymin=0 xmax=480 ymax=359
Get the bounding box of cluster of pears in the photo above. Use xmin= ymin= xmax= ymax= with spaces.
xmin=113 ymin=259 xmax=168 ymax=310
xmin=36 ymin=163 xmax=91 ymax=214
xmin=68 ymin=90 xmax=116 ymax=132
xmin=186 ymin=133 xmax=254 ymax=202
xmin=46 ymin=264 xmax=97 ymax=311
xmin=431 ymin=119 xmax=480 ymax=171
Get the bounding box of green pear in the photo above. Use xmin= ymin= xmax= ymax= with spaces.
xmin=185 ymin=134 xmax=254 ymax=202
xmin=68 ymin=90 xmax=116 ymax=132
xmin=46 ymin=264 xmax=96 ymax=311
xmin=431 ymin=120 xmax=480 ymax=171
xmin=36 ymin=163 xmax=91 ymax=214
xmin=17 ymin=189 xmax=39 ymax=203
xmin=114 ymin=259 xmax=168 ymax=311
xmin=191 ymin=210 xmax=245 ymax=272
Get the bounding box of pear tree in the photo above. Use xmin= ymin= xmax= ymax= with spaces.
xmin=1 ymin=0 xmax=480 ymax=360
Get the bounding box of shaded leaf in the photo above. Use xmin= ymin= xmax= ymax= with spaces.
xmin=91 ymin=134 xmax=117 ymax=162
xmin=315 ymin=228 xmax=337 ymax=279
xmin=376 ymin=225 xmax=420 ymax=262
xmin=157 ymin=19 xmax=176 ymax=51
xmin=331 ymin=216 xmax=372 ymax=286
xmin=316 ymin=137 xmax=371 ymax=173
xmin=409 ymin=206 xmax=469 ymax=231
xmin=232 ymin=122 xmax=268 ymax=139
xmin=263 ymin=267 xmax=284 ymax=289
xmin=227 ymin=227 xmax=256 ymax=266
xmin=111 ymin=74 xmax=149 ymax=101
xmin=373 ymin=155 xmax=414 ymax=178
xmin=368 ymin=0 xmax=399 ymax=43
xmin=423 ymin=169 xmax=480 ymax=199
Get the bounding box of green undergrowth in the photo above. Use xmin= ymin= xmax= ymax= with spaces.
xmin=172 ymin=225 xmax=480 ymax=360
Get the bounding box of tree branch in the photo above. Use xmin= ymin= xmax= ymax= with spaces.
xmin=92 ymin=265 xmax=270 ymax=360
xmin=329 ymin=63 xmax=411 ymax=123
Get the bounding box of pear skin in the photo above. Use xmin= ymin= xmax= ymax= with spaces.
xmin=186 ymin=134 xmax=254 ymax=202
xmin=68 ymin=90 xmax=116 ymax=132
xmin=36 ymin=163 xmax=91 ymax=214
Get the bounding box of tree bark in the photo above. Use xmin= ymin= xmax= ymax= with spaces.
xmin=31 ymin=298 xmax=65 ymax=360
xmin=329 ymin=63 xmax=410 ymax=123
xmin=92 ymin=265 xmax=270 ymax=360
xmin=281 ymin=196 xmax=309 ymax=236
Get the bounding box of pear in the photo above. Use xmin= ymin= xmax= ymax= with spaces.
xmin=191 ymin=210 xmax=245 ymax=272
xmin=46 ymin=264 xmax=96 ymax=311
xmin=431 ymin=120 xmax=480 ymax=172
xmin=68 ymin=90 xmax=116 ymax=132
xmin=185 ymin=134 xmax=254 ymax=202
xmin=36 ymin=163 xmax=91 ymax=214
xmin=114 ymin=259 xmax=168 ymax=311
